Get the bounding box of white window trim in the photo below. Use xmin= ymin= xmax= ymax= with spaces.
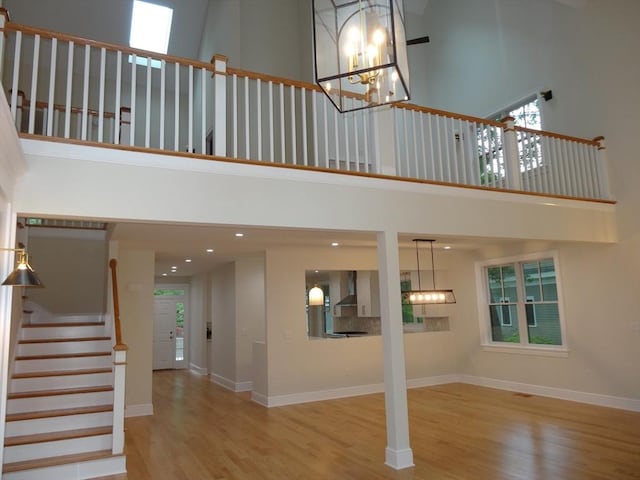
xmin=485 ymin=90 xmax=546 ymax=127
xmin=474 ymin=250 xmax=569 ymax=356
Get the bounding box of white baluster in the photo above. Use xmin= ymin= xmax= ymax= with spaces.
xmin=81 ymin=44 xmax=90 ymax=140
xmin=28 ymin=34 xmax=40 ymax=134
xmin=130 ymin=54 xmax=137 ymax=146
xmin=10 ymin=31 xmax=21 ymax=124
xmin=145 ymin=58 xmax=152 ymax=148
xmin=64 ymin=41 xmax=73 ymax=139
xmin=244 ymin=76 xmax=250 ymax=158
xmin=174 ymin=62 xmax=180 ymax=151
xmin=114 ymin=51 xmax=122 ymax=144
xmin=257 ymin=78 xmax=262 ymax=161
xmin=268 ymin=81 xmax=274 ymax=162
xmin=46 ymin=38 xmax=57 ymax=136
xmin=98 ymin=47 xmax=106 ymax=143
xmin=188 ymin=64 xmax=193 ymax=152
xmin=301 ymin=87 xmax=308 ymax=167
xmin=201 ymin=67 xmax=206 ymax=155
xmin=312 ymin=89 xmax=318 ymax=167
xmin=232 ymin=73 xmax=238 ymax=157
xmin=279 ymin=83 xmax=285 ymax=163
xmin=160 ymin=60 xmax=166 ymax=149
xmin=290 ymin=85 xmax=297 ymax=165
xmin=213 ymin=54 xmax=228 ymax=157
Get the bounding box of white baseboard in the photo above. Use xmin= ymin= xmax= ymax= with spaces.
xmin=189 ymin=363 xmax=208 ymax=376
xmin=406 ymin=374 xmax=461 ymax=389
xmin=385 ymin=447 xmax=414 ymax=470
xmin=251 ymin=392 xmax=269 ymax=407
xmin=262 ymin=373 xmax=640 ymax=412
xmin=125 ymin=403 xmax=154 ymax=417
xmin=267 ymin=382 xmax=385 ymax=407
xmin=210 ymin=373 xmax=253 ymax=393
xmin=459 ymin=374 xmax=640 ymax=412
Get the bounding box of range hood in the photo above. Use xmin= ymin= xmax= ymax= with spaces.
xmin=335 ymin=271 xmax=358 ymax=307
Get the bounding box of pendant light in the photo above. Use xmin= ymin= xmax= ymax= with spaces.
xmin=1 ymin=248 xmax=44 ymax=287
xmin=308 ymin=285 xmax=324 ymax=306
xmin=401 ymin=239 xmax=455 ymax=305
xmin=312 ymin=0 xmax=410 ymax=112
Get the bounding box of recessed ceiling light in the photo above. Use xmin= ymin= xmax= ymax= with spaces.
xmin=162 ymin=273 xmax=168 ymax=276
xmin=444 ymin=246 xmax=452 ymax=250
xmin=171 ymin=266 xmax=178 ymax=269
xmin=235 ymin=233 xmax=244 ymax=237
xmin=185 ymin=258 xmax=192 ymax=263
xmin=331 ymin=242 xmax=339 ymax=247
xmin=206 ymin=248 xmax=214 ymax=253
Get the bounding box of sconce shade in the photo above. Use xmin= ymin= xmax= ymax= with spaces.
xmin=308 ymin=286 xmax=324 ymax=306
xmin=1 ymin=250 xmax=44 ymax=287
xmin=313 ymin=0 xmax=410 ymax=112
xmin=402 ymin=239 xmax=455 ymax=305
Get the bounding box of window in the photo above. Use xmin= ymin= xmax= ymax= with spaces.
xmin=492 ymin=95 xmax=542 ymax=130
xmin=129 ymin=0 xmax=174 ymax=69
xmin=478 ymin=253 xmax=565 ymax=350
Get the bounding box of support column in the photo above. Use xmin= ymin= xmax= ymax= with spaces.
xmin=212 ymin=54 xmax=228 ymax=157
xmin=501 ymin=116 xmax=522 ymax=190
xmin=377 ymin=230 xmax=414 ymax=470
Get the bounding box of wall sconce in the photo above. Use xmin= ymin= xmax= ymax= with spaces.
xmin=313 ymin=0 xmax=410 ymax=112
xmin=1 ymin=248 xmax=44 ymax=287
xmin=308 ymin=285 xmax=324 ymax=306
xmin=541 ymin=90 xmax=553 ymax=101
xmin=401 ymin=239 xmax=455 ymax=305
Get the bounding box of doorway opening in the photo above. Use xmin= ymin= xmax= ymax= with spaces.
xmin=153 ymin=285 xmax=189 ymax=370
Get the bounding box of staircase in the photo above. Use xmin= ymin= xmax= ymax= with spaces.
xmin=2 ymin=314 xmax=127 ymax=479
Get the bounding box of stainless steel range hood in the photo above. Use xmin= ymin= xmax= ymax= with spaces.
xmin=335 ymin=271 xmax=358 ymax=306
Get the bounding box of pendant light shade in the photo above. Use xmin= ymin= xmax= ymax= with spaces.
xmin=308 ymin=285 xmax=324 ymax=306
xmin=401 ymin=239 xmax=455 ymax=305
xmin=312 ymin=0 xmax=410 ymax=112
xmin=1 ymin=249 xmax=44 ymax=287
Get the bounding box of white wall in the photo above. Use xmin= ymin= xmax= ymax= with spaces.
xmin=453 ymin=240 xmax=640 ymax=400
xmin=210 ymin=261 xmax=236 ymax=382
xmin=234 ymin=255 xmax=265 ymax=384
xmin=26 ymin=229 xmax=108 ymax=314
xmin=189 ymin=272 xmax=209 ymax=374
xmin=265 ymin=246 xmax=462 ymax=397
xmin=197 ymin=0 xmax=313 ymax=81
xmin=118 ymin=247 xmax=154 ymax=411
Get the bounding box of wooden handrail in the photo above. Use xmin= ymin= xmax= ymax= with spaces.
xmin=394 ymin=102 xmax=506 ymax=128
xmin=109 ymin=259 xmax=127 ymax=351
xmin=514 ymin=125 xmax=598 ymax=146
xmin=17 ymin=97 xmax=117 ymax=119
xmin=2 ymin=21 xmax=215 ymax=72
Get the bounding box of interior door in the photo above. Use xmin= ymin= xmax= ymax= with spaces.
xmin=153 ymin=298 xmax=176 ymax=370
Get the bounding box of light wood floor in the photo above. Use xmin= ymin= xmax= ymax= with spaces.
xmin=103 ymin=371 xmax=640 ymax=480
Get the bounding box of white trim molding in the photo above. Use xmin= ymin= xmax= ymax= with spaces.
xmin=210 ymin=373 xmax=253 ymax=393
xmin=125 ymin=403 xmax=154 ymax=417
xmin=385 ymin=447 xmax=415 ymax=470
xmin=259 ymin=374 xmax=640 ymax=413
xmin=460 ymin=375 xmax=640 ymax=412
xmin=189 ymin=363 xmax=208 ymax=376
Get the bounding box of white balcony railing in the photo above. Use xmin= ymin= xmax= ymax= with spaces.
xmin=0 ymin=10 xmax=612 ymax=201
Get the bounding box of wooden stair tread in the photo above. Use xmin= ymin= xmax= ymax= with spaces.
xmin=19 ymin=336 xmax=111 ymax=344
xmin=6 ymin=404 xmax=113 ymax=422
xmin=12 ymin=367 xmax=112 ymax=379
xmin=23 ymin=322 xmax=106 ymax=328
xmin=8 ymin=385 xmax=113 ymax=399
xmin=2 ymin=449 xmax=117 ymax=473
xmin=15 ymin=352 xmax=112 ymax=360
xmin=5 ymin=426 xmax=112 ymax=446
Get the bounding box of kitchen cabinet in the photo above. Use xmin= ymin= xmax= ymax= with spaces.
xmin=357 ymin=270 xmax=380 ymax=317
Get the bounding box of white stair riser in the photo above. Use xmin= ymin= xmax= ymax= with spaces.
xmin=7 ymin=391 xmax=114 ymax=414
xmin=4 ymin=434 xmax=112 ymax=463
xmin=5 ymin=412 xmax=113 ymax=437
xmin=14 ymin=356 xmax=112 ymax=373
xmin=17 ymin=340 xmax=112 ymax=356
xmin=21 ymin=325 xmax=107 ymax=341
xmin=28 ymin=314 xmax=106 ymax=324
xmin=11 ymin=372 xmax=113 ymax=392
xmin=2 ymin=454 xmax=126 ymax=480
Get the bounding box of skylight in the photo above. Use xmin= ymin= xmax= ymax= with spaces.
xmin=129 ymin=0 xmax=173 ymax=55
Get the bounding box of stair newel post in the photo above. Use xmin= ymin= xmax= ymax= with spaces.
xmin=109 ymin=259 xmax=128 ymax=455
xmin=593 ymin=136 xmax=613 ymax=200
xmin=501 ymin=116 xmax=522 ymax=190
xmin=370 ymin=105 xmax=397 ymax=176
xmin=0 ymin=8 xmax=8 ymax=80
xmin=212 ymin=53 xmax=227 ymax=157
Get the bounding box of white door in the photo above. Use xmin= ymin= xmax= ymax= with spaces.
xmin=153 ymin=298 xmax=176 ymax=370
xmin=153 ymin=287 xmax=188 ymax=370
